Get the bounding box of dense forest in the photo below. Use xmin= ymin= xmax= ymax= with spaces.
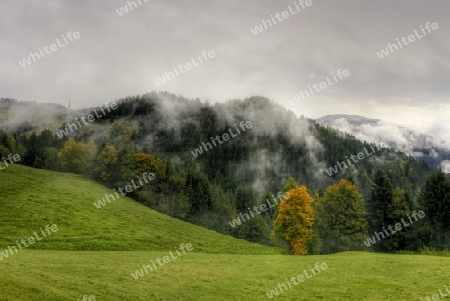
xmin=1 ymin=92 xmax=448 ymax=254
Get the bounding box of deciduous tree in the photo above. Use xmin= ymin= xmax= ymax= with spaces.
xmin=319 ymin=179 xmax=368 ymax=253
xmin=58 ymin=139 xmax=96 ymax=175
xmin=273 ymin=186 xmax=315 ymax=255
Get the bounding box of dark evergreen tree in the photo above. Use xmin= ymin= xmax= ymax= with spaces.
xmin=185 ymin=162 xmax=214 ymax=218
xmin=417 ymin=170 xmax=450 ymax=250
xmin=235 ymin=185 xmax=256 ymax=213
xmin=367 ymin=169 xmax=393 ymax=252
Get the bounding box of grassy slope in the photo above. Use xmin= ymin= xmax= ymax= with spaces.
xmin=1 ymin=165 xmax=450 ymax=300
xmin=0 ymin=165 xmax=280 ymax=254
xmin=0 ymin=251 xmax=449 ymax=300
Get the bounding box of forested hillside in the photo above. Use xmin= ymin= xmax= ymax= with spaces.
xmin=1 ymin=93 xmax=448 ymax=254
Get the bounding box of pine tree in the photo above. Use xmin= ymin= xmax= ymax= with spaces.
xmin=235 ymin=185 xmax=256 ymax=212
xmin=367 ymin=169 xmax=393 ymax=251
xmin=232 ymin=185 xmax=271 ymax=242
xmin=185 ymin=162 xmax=214 ymax=219
xmin=417 ymin=170 xmax=450 ymax=250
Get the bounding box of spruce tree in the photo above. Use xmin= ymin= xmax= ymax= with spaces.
xmin=367 ymin=169 xmax=393 ymax=251
xmin=186 ymin=162 xmax=214 ymax=218
xmin=235 ymin=185 xmax=256 ymax=213
xmin=417 ymin=170 xmax=450 ymax=250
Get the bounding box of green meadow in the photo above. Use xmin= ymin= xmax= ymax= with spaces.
xmin=0 ymin=165 xmax=449 ymax=300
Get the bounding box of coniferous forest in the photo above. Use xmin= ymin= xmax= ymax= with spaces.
xmin=0 ymin=93 xmax=448 ymax=254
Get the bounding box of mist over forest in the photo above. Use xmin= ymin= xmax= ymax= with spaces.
xmin=2 ymin=92 xmax=445 ymax=253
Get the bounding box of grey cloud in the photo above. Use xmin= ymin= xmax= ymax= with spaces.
xmin=0 ymin=0 xmax=448 ymax=127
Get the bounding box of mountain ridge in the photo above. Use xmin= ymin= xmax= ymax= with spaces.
xmin=315 ymin=113 xmax=450 ymax=171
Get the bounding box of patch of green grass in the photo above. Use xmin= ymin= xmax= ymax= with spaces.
xmin=1 ymin=165 xmax=449 ymax=300
xmin=0 ymin=165 xmax=280 ymax=254
xmin=398 ymin=248 xmax=450 ymax=257
xmin=0 ymin=251 xmax=449 ymax=300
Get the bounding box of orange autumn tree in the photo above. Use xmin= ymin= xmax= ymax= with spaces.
xmin=273 ymin=186 xmax=315 ymax=255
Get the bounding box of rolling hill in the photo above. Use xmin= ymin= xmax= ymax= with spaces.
xmin=0 ymin=162 xmax=449 ymax=300
xmin=0 ymin=164 xmax=281 ymax=254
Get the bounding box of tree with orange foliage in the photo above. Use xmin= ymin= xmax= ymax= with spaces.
xmin=134 ymin=152 xmax=164 ymax=176
xmin=273 ymin=186 xmax=315 ymax=255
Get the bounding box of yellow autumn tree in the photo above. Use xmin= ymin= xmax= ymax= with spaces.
xmin=58 ymin=139 xmax=96 ymax=175
xmin=273 ymin=186 xmax=315 ymax=255
xmin=95 ymin=144 xmax=119 ymax=182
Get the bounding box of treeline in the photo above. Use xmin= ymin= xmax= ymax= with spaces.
xmin=0 ymin=92 xmax=445 ymax=253
xmin=92 ymin=93 xmax=432 ymax=198
xmin=274 ymin=171 xmax=450 ymax=255
xmin=0 ymin=130 xmax=257 ymax=238
xmin=0 ymin=97 xmax=66 ymax=112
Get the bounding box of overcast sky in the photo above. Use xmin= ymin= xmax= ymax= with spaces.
xmin=1 ymin=0 xmax=449 ymax=127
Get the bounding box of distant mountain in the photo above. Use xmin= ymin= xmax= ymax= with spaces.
xmin=315 ymin=114 xmax=450 ymax=170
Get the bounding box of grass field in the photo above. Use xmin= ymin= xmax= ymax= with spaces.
xmin=1 ymin=165 xmax=449 ymax=300
xmin=1 ymin=251 xmax=449 ymax=300
xmin=0 ymin=165 xmax=280 ymax=254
